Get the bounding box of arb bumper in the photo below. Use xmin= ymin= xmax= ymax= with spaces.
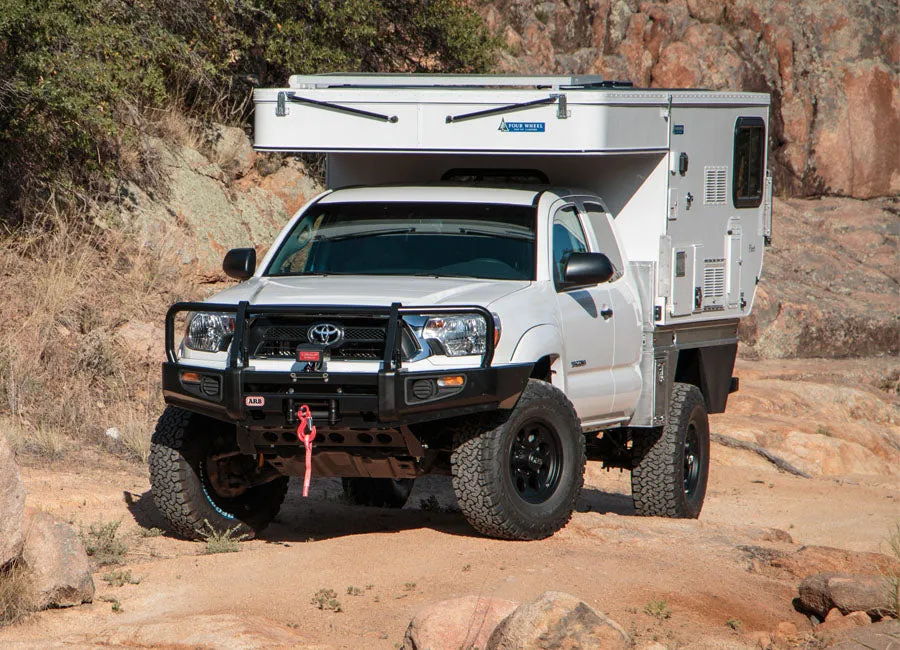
xmin=162 ymin=301 xmax=532 ymax=452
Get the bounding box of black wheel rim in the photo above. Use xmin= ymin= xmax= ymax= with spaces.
xmin=683 ymin=421 xmax=701 ymax=496
xmin=508 ymin=420 xmax=562 ymax=504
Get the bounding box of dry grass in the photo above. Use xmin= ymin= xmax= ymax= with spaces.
xmin=148 ymin=107 xmax=201 ymax=152
xmin=0 ymin=215 xmax=198 ymax=463
xmin=885 ymin=522 xmax=900 ymax=618
xmin=0 ymin=559 xmax=36 ymax=627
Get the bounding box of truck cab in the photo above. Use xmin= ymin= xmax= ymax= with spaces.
xmin=150 ymin=75 xmax=771 ymax=541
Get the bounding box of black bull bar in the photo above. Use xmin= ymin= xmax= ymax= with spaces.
xmin=162 ymin=301 xmax=532 ymax=446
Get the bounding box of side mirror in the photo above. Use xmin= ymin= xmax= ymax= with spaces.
xmin=563 ymin=252 xmax=614 ymax=286
xmin=223 ymin=248 xmax=256 ymax=281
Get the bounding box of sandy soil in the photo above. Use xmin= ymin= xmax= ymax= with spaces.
xmin=2 ymin=358 xmax=898 ymax=649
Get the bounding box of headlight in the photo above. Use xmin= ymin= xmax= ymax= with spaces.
xmin=184 ymin=312 xmax=235 ymax=352
xmin=422 ymin=314 xmax=487 ymax=357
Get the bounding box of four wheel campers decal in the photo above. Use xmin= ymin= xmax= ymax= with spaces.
xmin=498 ymin=118 xmax=545 ymax=133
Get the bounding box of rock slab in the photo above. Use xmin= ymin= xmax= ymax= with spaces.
xmin=816 ymin=609 xmax=872 ymax=635
xmin=403 ymin=595 xmax=519 ymax=650
xmin=487 ymin=591 xmax=631 ymax=650
xmin=826 ymin=619 xmax=900 ymax=650
xmin=0 ymin=429 xmax=26 ymax=567
xmin=21 ymin=511 xmax=95 ymax=608
xmin=799 ymin=573 xmax=891 ymax=619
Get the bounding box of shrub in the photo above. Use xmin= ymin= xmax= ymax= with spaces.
xmin=0 ymin=0 xmax=495 ymax=225
xmin=311 ymin=588 xmax=342 ymax=612
xmin=80 ymin=518 xmax=129 ymax=566
xmin=199 ymin=521 xmax=248 ymax=554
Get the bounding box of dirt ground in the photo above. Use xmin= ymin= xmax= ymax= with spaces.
xmin=2 ymin=357 xmax=898 ymax=649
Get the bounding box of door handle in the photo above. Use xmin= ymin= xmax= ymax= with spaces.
xmin=600 ymin=306 xmax=613 ymax=320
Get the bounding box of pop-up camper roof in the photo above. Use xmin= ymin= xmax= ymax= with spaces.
xmin=253 ymin=74 xmax=769 ymax=155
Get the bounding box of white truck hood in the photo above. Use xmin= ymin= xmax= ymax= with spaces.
xmin=209 ymin=275 xmax=530 ymax=308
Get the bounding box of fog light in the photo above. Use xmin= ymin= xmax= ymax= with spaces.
xmin=200 ymin=375 xmax=221 ymax=398
xmin=437 ymin=375 xmax=465 ymax=388
xmin=412 ymin=379 xmax=437 ymax=400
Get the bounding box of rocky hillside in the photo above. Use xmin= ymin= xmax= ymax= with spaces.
xmin=477 ymin=0 xmax=900 ymax=200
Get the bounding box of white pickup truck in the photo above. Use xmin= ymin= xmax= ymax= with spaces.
xmin=150 ymin=75 xmax=772 ymax=541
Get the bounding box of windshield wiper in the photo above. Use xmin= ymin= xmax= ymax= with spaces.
xmin=315 ymin=227 xmax=416 ymax=243
xmin=458 ymin=227 xmax=534 ymax=241
xmin=271 ymin=270 xmax=348 ymax=277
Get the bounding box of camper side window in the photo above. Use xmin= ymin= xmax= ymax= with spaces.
xmin=582 ymin=203 xmax=623 ymax=280
xmin=733 ymin=116 xmax=766 ymax=208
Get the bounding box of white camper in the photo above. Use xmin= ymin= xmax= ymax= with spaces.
xmin=150 ymin=74 xmax=772 ymax=541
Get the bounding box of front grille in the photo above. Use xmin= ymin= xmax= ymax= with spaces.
xmin=248 ymin=316 xmax=416 ymax=361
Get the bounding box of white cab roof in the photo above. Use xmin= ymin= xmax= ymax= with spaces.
xmin=318 ymin=185 xmax=542 ymax=207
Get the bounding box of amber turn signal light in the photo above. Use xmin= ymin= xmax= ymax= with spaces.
xmin=437 ymin=375 xmax=465 ymax=388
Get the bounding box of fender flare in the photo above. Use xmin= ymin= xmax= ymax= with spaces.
xmin=511 ymin=324 xmax=566 ymax=392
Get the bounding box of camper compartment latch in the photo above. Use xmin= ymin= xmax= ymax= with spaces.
xmin=556 ymin=94 xmax=569 ymax=119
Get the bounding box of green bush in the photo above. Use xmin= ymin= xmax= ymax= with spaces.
xmin=0 ymin=0 xmax=495 ymax=225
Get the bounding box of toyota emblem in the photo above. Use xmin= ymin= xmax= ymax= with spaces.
xmin=308 ymin=323 xmax=344 ymax=346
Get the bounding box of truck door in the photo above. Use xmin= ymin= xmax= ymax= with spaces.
xmin=551 ymin=204 xmax=616 ymax=419
xmin=581 ymin=202 xmax=643 ymax=416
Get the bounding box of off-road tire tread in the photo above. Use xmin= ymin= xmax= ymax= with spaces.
xmin=631 ymin=382 xmax=707 ymax=518
xmin=451 ymin=380 xmax=585 ymax=540
xmin=149 ymin=406 xmax=288 ymax=540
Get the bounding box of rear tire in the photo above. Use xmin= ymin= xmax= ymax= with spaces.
xmin=341 ymin=478 xmax=414 ymax=508
xmin=451 ymin=379 xmax=585 ymax=540
xmin=631 ymin=382 xmax=709 ymax=518
xmin=149 ymin=407 xmax=288 ymax=540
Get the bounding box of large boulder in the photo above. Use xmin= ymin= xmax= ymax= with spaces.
xmin=0 ymin=429 xmax=26 ymax=567
xmin=479 ymin=0 xmax=900 ymax=199
xmin=487 ymin=591 xmax=631 ymax=650
xmin=113 ymin=134 xmax=323 ymax=273
xmin=20 ymin=511 xmax=94 ymax=609
xmin=738 ymin=197 xmax=900 ymax=361
xmin=799 ymin=573 xmax=892 ymax=619
xmin=201 ymin=124 xmax=257 ymax=179
xmin=402 ymin=596 xmax=519 ymax=650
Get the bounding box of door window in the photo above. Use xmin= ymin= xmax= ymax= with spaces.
xmin=583 ymin=203 xmax=623 ymax=280
xmin=552 ymin=205 xmax=588 ymax=288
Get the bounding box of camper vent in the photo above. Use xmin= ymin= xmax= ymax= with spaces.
xmin=703 ymin=167 xmax=727 ymax=205
xmin=703 ymin=259 xmax=726 ymax=300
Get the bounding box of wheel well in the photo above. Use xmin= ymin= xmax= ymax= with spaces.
xmin=674 ymin=349 xmax=702 ymax=391
xmin=673 ymin=345 xmax=738 ymax=414
xmin=530 ymin=355 xmax=554 ymax=382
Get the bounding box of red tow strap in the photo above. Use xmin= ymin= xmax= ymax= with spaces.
xmin=296 ymin=405 xmax=317 ymax=497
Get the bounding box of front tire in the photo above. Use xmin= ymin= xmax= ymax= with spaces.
xmin=451 ymin=379 xmax=585 ymax=540
xmin=149 ymin=407 xmax=289 ymax=540
xmin=631 ymin=382 xmax=710 ymax=518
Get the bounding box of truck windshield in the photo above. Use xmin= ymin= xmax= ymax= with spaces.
xmin=265 ymin=202 xmax=536 ymax=281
